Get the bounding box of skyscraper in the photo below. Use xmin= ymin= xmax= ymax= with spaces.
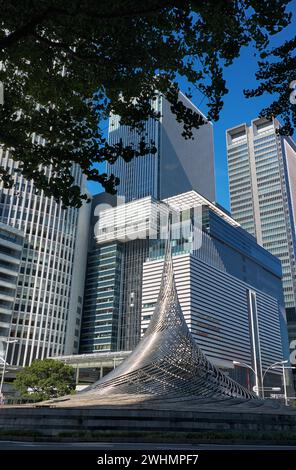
xmin=0 ymin=150 xmax=91 ymax=366
xmin=106 ymin=92 xmax=216 ymax=202
xmin=0 ymin=223 xmax=23 ymax=354
xmin=226 ymin=118 xmax=296 ymax=334
xmin=80 ymin=190 xmax=290 ymax=395
xmin=141 ymin=191 xmax=289 ymax=393
xmin=80 ymin=193 xmax=169 ymax=354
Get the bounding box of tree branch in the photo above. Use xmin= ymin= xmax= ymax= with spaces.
xmin=0 ymin=1 xmax=182 ymax=50
xmin=32 ymin=33 xmax=104 ymax=64
xmin=78 ymin=1 xmax=183 ymax=20
xmin=0 ymin=8 xmax=54 ymax=49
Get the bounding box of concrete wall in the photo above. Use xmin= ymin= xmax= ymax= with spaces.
xmin=1 ymin=404 xmax=296 ymax=436
xmin=64 ymin=197 xmax=91 ymax=355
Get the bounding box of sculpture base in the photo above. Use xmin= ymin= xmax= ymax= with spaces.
xmin=1 ymin=395 xmax=296 ymax=438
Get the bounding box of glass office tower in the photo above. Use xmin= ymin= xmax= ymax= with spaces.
xmin=106 ymin=92 xmax=216 ymax=203
xmin=0 ymin=149 xmax=90 ymax=366
xmin=80 ymin=193 xmax=169 ymax=353
xmin=226 ymin=118 xmax=296 ymax=343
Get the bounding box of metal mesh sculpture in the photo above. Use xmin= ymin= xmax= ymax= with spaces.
xmin=75 ymin=239 xmax=256 ymax=402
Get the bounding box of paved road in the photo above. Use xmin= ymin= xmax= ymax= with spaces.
xmin=0 ymin=440 xmax=296 ymax=450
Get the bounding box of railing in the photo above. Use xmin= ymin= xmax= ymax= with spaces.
xmin=1 ymin=397 xmax=37 ymax=405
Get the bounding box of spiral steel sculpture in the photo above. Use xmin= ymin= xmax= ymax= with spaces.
xmin=74 ymin=240 xmax=256 ymax=402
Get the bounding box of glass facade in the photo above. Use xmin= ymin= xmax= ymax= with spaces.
xmin=227 ymin=137 xmax=256 ymax=237
xmin=80 ymin=243 xmax=122 ymax=353
xmin=106 ymin=93 xmax=216 ymax=203
xmin=80 ymin=194 xmax=171 ymax=354
xmin=227 ymin=118 xmax=296 ymax=315
xmin=106 ymin=96 xmax=162 ymax=202
xmin=0 ymin=148 xmax=85 ymax=366
xmin=118 ymin=239 xmax=150 ymax=351
xmin=0 ymin=223 xmax=23 ymax=347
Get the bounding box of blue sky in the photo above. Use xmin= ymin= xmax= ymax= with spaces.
xmin=87 ymin=2 xmax=296 ymax=211
xmin=210 ymin=7 xmax=296 ymax=210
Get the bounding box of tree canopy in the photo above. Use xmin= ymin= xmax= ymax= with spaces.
xmin=13 ymin=358 xmax=76 ymax=401
xmin=0 ymin=0 xmax=294 ymax=207
xmin=245 ymin=32 xmax=296 ymax=135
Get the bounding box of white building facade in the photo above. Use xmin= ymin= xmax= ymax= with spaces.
xmin=140 ymin=190 xmax=289 ymax=392
xmin=141 ymin=252 xmax=284 ymax=385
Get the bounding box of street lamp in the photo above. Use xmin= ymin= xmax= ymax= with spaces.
xmin=0 ymin=339 xmax=18 ymax=397
xmin=233 ymin=360 xmax=260 ymax=397
xmin=262 ymin=360 xmax=288 ymax=403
